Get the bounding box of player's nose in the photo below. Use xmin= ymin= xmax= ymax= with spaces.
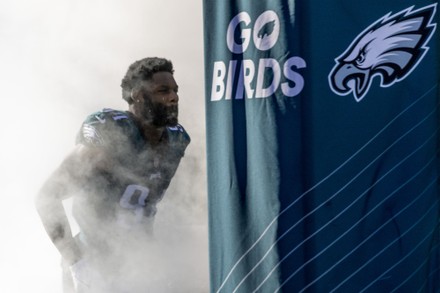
xmin=169 ymin=91 xmax=179 ymax=105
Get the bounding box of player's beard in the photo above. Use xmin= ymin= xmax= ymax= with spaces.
xmin=146 ymin=100 xmax=178 ymax=127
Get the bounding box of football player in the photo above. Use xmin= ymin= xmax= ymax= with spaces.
xmin=35 ymin=57 xmax=190 ymax=292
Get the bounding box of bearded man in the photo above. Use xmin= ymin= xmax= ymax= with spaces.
xmin=35 ymin=57 xmax=190 ymax=293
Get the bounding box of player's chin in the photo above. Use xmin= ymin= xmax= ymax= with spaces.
xmin=166 ymin=110 xmax=178 ymax=126
xmin=166 ymin=117 xmax=178 ymax=127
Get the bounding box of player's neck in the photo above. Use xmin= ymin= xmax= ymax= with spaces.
xmin=139 ymin=122 xmax=165 ymax=146
xmin=127 ymin=109 xmax=166 ymax=145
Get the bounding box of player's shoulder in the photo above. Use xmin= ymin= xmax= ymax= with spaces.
xmin=83 ymin=108 xmax=131 ymax=125
xmin=166 ymin=124 xmax=191 ymax=157
xmin=167 ymin=124 xmax=190 ymax=143
xmin=77 ymin=108 xmax=136 ymax=147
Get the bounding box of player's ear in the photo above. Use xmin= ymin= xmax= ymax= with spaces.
xmin=131 ymin=89 xmax=141 ymax=103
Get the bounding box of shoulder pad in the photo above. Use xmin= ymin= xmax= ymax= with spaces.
xmin=85 ymin=108 xmax=130 ymax=125
xmin=76 ymin=109 xmax=134 ymax=147
xmin=166 ymin=124 xmax=191 ymax=154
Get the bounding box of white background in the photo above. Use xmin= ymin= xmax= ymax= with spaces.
xmin=0 ymin=1 xmax=208 ymax=292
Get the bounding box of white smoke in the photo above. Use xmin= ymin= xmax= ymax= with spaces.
xmin=0 ymin=1 xmax=207 ymax=292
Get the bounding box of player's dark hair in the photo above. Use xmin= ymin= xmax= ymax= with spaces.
xmin=121 ymin=57 xmax=174 ymax=104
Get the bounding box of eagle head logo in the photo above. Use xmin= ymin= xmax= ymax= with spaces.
xmin=329 ymin=4 xmax=437 ymax=102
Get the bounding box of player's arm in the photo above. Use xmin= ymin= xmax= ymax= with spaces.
xmin=35 ymin=144 xmax=108 ymax=265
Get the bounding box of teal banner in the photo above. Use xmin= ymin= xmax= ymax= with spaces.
xmin=203 ymin=1 xmax=440 ymax=292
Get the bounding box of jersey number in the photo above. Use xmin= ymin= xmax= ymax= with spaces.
xmin=117 ymin=184 xmax=150 ymax=228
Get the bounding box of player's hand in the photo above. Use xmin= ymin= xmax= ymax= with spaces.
xmin=69 ymin=258 xmax=91 ymax=291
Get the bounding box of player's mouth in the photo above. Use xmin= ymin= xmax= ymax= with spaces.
xmin=166 ymin=106 xmax=178 ymax=125
xmin=167 ymin=106 xmax=178 ymax=117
